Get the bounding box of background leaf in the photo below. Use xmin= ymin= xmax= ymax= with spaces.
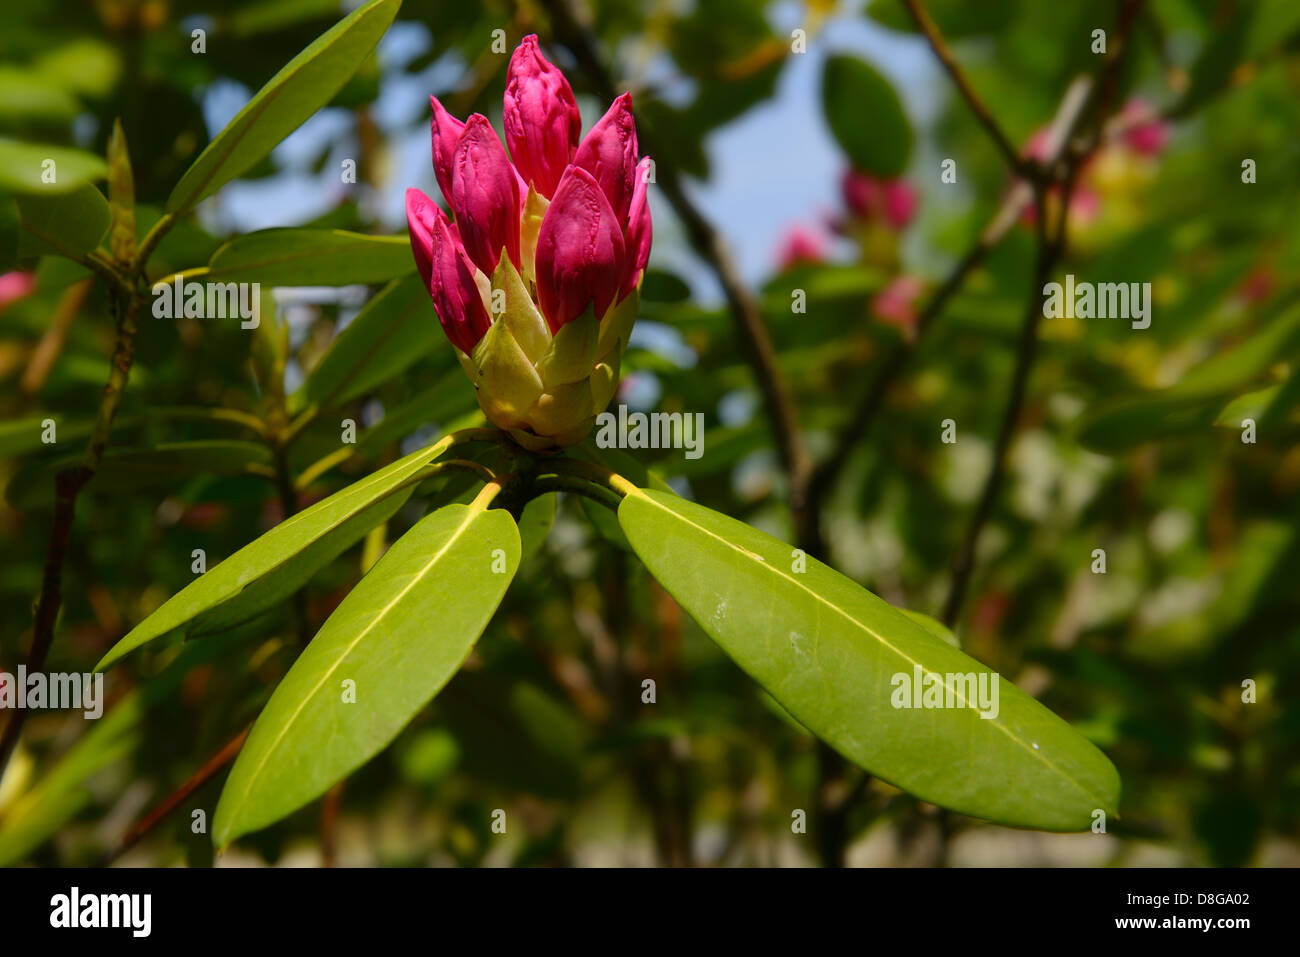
xmin=205 ymin=228 xmax=413 ymax=287
xmin=164 ymin=0 xmax=401 ymax=213
xmin=821 ymin=55 xmax=912 ymax=176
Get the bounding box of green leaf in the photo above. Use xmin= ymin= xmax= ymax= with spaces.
xmin=206 ymin=228 xmax=413 ymax=287
xmin=0 ymin=67 xmax=80 ymax=122
xmin=822 ymin=55 xmax=912 ymax=177
xmin=899 ymin=608 xmax=960 ymax=648
xmin=188 ymin=486 xmax=413 ymax=639
xmin=165 ymin=0 xmax=401 ymax=213
xmin=0 ymin=139 xmax=107 ymax=194
xmin=213 ymin=498 xmax=520 ymax=845
xmin=291 ymin=273 xmax=435 ymax=412
xmin=15 ymin=184 xmax=110 ymax=259
xmin=617 ymin=489 xmax=1120 ymax=830
xmin=96 ymin=434 xmax=457 ymax=670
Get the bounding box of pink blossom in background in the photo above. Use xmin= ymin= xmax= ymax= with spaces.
xmin=1118 ymin=98 xmax=1170 ymax=157
xmin=871 ymin=274 xmax=925 ymax=334
xmin=0 ymin=271 xmax=36 ymax=312
xmin=775 ymin=224 xmax=829 ymax=271
xmin=840 ymin=169 xmax=918 ymax=230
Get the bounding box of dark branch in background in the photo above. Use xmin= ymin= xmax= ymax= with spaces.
xmin=536 ymin=0 xmax=813 ymax=523
xmin=940 ymin=0 xmax=1144 ymax=628
xmin=0 ymin=293 xmax=142 ymax=781
xmin=103 ymin=726 xmax=250 ymax=865
xmin=901 ymin=0 xmax=1039 ymax=182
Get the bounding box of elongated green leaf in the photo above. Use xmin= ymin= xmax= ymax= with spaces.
xmin=206 ymin=228 xmax=413 ymax=287
xmin=15 ymin=184 xmax=110 ymax=259
xmin=213 ymin=499 xmax=520 ymax=845
xmin=96 ymin=434 xmax=457 ymax=670
xmin=822 ymin=55 xmax=912 ymax=176
xmin=165 ymin=0 xmax=401 ymax=213
xmin=900 ymin=608 xmax=960 ymax=648
xmin=188 ymin=486 xmax=413 ymax=638
xmin=292 ymin=273 xmax=435 ymax=412
xmin=617 ymin=489 xmax=1119 ymax=830
xmin=0 ymin=138 xmax=107 ymax=194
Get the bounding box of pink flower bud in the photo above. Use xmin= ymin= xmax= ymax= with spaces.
xmin=504 ymin=34 xmax=581 ymax=199
xmin=880 ymin=180 xmax=918 ymax=230
xmin=1119 ymin=99 xmax=1169 ymax=157
xmin=620 ymin=156 xmax=653 ymax=301
xmin=536 ymin=165 xmax=626 ymax=332
xmin=451 ymin=114 xmax=522 ymax=275
xmin=776 ymin=225 xmax=828 ymax=271
xmin=406 ymin=186 xmax=439 ymax=288
xmin=407 ymin=187 xmax=490 ymax=354
xmin=841 ymin=169 xmax=917 ymax=230
xmin=574 ymin=92 xmax=639 ymax=223
xmin=429 ymin=95 xmax=465 ymax=203
xmin=0 ymin=270 xmax=36 ymax=312
xmin=871 ymin=274 xmax=924 ymax=333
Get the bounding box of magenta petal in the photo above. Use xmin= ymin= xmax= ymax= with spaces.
xmin=429 ymin=213 xmax=491 ymax=354
xmin=430 ymin=95 xmax=466 ymax=206
xmin=504 ymin=34 xmax=581 ymax=199
xmin=574 ymin=92 xmax=638 ymax=222
xmin=536 ymin=166 xmax=626 ymax=332
xmin=619 ymin=156 xmax=652 ymax=301
xmin=405 ymin=187 xmax=442 ymax=294
xmin=451 ymin=114 xmax=522 ymax=276
xmin=882 ymin=180 xmax=918 ymax=230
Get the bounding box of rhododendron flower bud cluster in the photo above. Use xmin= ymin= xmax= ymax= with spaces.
xmin=406 ymin=35 xmax=652 ymax=450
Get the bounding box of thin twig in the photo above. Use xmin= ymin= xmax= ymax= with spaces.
xmin=0 ymin=293 xmax=142 ymax=779
xmin=103 ymin=726 xmax=250 ymax=864
xmin=902 ymin=0 xmax=1037 ymax=180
